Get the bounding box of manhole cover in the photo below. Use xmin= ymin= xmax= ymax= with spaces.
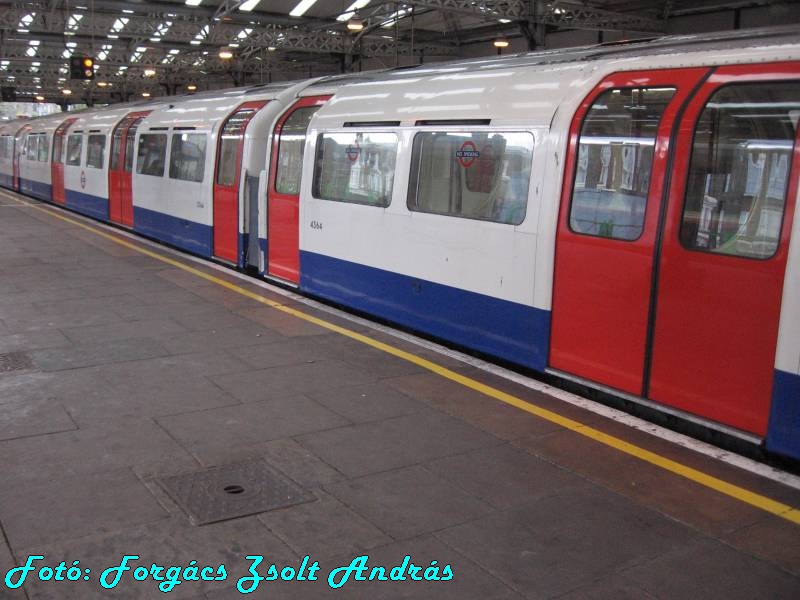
xmin=0 ymin=352 xmax=34 ymax=373
xmin=156 ymin=460 xmax=314 ymax=525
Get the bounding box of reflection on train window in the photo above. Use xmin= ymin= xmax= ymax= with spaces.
xmin=65 ymin=134 xmax=83 ymax=166
xmin=312 ymin=132 xmax=397 ymax=206
xmin=26 ymin=135 xmax=38 ymax=161
xmin=124 ymin=118 xmax=146 ymax=173
xmin=86 ymin=134 xmax=106 ymax=169
xmin=407 ymin=131 xmax=534 ymax=225
xmin=136 ymin=133 xmax=167 ymax=177
xmin=38 ymin=135 xmax=49 ymax=162
xmin=680 ymin=82 xmax=799 ymax=260
xmin=169 ymin=133 xmax=207 ymax=183
xmin=276 ymin=106 xmax=320 ymax=195
xmin=570 ymin=87 xmax=676 ymax=240
xmin=0 ymin=136 xmax=10 ymax=160
xmin=52 ymin=134 xmax=63 ymax=165
xmin=110 ymin=128 xmax=123 ymax=171
xmin=217 ymin=109 xmax=254 ymax=187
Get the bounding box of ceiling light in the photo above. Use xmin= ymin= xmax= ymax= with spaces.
xmin=347 ymin=14 xmax=364 ymax=31
xmin=97 ymin=81 xmax=108 ymax=87
xmin=219 ymin=49 xmax=234 ymax=59
xmin=187 ymin=84 xmax=197 ymax=91
xmin=62 ymin=89 xmax=72 ymax=95
xmin=238 ymin=0 xmax=260 ymax=12
xmin=493 ymin=36 xmax=509 ymax=48
xmin=143 ymin=68 xmax=156 ymax=77
xmin=142 ymin=91 xmax=151 ymax=97
xmin=185 ymin=0 xmax=202 ymax=5
xmin=290 ymin=0 xmax=318 ymax=17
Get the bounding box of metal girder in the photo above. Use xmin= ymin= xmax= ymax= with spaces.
xmin=532 ymin=2 xmax=665 ymax=32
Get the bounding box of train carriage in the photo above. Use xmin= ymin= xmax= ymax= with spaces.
xmin=127 ymin=83 xmax=305 ymax=261
xmin=297 ymin=28 xmax=800 ymax=457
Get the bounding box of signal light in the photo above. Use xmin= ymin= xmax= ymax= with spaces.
xmin=69 ymin=55 xmax=95 ymax=80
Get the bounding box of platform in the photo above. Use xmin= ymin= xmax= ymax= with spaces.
xmin=0 ymin=190 xmax=798 ymax=600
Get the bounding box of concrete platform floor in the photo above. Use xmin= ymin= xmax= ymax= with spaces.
xmin=0 ymin=193 xmax=799 ymax=600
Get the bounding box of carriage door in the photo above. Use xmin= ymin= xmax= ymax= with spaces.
xmin=109 ymin=111 xmax=150 ymax=226
xmin=648 ymin=63 xmax=800 ymax=435
xmin=213 ymin=101 xmax=267 ymax=264
xmin=13 ymin=125 xmax=31 ymax=192
xmin=267 ymin=95 xmax=331 ymax=283
xmin=550 ymin=68 xmax=709 ymax=395
xmin=51 ymin=118 xmax=77 ymax=204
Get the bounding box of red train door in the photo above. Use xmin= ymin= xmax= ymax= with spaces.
xmin=649 ymin=63 xmax=800 ymax=435
xmin=550 ymin=68 xmax=709 ymax=395
xmin=51 ymin=118 xmax=76 ymax=204
xmin=213 ymin=100 xmax=268 ymax=264
xmin=267 ymin=95 xmax=331 ymax=283
xmin=109 ymin=111 xmax=150 ymax=226
xmin=13 ymin=125 xmax=30 ymax=191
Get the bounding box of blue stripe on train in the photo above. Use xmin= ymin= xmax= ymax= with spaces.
xmin=0 ymin=172 xmax=15 ymax=189
xmin=766 ymin=369 xmax=800 ymax=459
xmin=20 ymin=178 xmax=52 ymax=202
xmin=65 ymin=188 xmax=108 ymax=221
xmin=299 ymin=250 xmax=550 ymax=371
xmin=133 ymin=205 xmax=213 ymax=257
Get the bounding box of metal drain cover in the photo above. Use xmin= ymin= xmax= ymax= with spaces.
xmin=156 ymin=460 xmax=315 ymax=525
xmin=0 ymin=352 xmax=34 ymax=374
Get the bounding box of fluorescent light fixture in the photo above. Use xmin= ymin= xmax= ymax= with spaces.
xmin=143 ymin=68 xmax=156 ymax=76
xmin=493 ymin=36 xmax=509 ymax=48
xmin=290 ymin=0 xmax=318 ymax=17
xmin=97 ymin=81 xmax=108 ymax=87
xmin=337 ymin=0 xmax=370 ymax=21
xmin=238 ymin=0 xmax=260 ymax=12
xmin=35 ymin=95 xmax=45 ymax=101
xmin=62 ymin=89 xmax=72 ymax=95
xmin=185 ymin=0 xmax=202 ymax=5
xmin=219 ymin=49 xmax=234 ymax=59
xmin=142 ymin=92 xmax=151 ymax=97
xmin=187 ymin=84 xmax=197 ymax=91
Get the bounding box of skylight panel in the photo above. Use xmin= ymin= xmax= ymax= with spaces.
xmin=65 ymin=13 xmax=83 ymax=36
xmin=191 ymin=24 xmax=210 ymax=45
xmin=18 ymin=12 xmax=35 ymax=32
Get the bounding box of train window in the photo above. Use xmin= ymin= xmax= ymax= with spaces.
xmin=26 ymin=135 xmax=38 ymax=161
xmin=169 ymin=132 xmax=207 ymax=183
xmin=275 ymin=106 xmax=321 ymax=195
xmin=216 ymin=109 xmax=254 ymax=187
xmin=110 ymin=128 xmax=123 ymax=171
xmin=86 ymin=134 xmax=106 ymax=169
xmin=37 ymin=135 xmax=49 ymax=162
xmin=66 ymin=134 xmax=83 ymax=166
xmin=407 ymin=131 xmax=534 ymax=225
xmin=680 ymin=82 xmax=800 ymax=260
xmin=312 ymin=132 xmax=397 ymax=206
xmin=136 ymin=133 xmax=167 ymax=177
xmin=0 ymin=136 xmax=9 ymax=159
xmin=52 ymin=134 xmax=63 ymax=165
xmin=124 ymin=117 xmax=146 ymax=173
xmin=569 ymin=87 xmax=676 ymax=241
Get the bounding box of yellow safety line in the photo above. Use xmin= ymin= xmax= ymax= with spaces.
xmin=4 ymin=190 xmax=800 ymax=526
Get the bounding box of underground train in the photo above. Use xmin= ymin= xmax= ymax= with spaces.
xmin=1 ymin=27 xmax=799 ymax=461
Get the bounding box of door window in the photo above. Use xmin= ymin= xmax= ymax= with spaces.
xmin=86 ymin=134 xmax=106 ymax=169
xmin=124 ymin=118 xmax=145 ymax=173
xmin=679 ymin=82 xmax=800 ymax=259
xmin=216 ymin=109 xmax=254 ymax=187
xmin=275 ymin=106 xmax=320 ymax=195
xmin=569 ymin=87 xmax=676 ymax=240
